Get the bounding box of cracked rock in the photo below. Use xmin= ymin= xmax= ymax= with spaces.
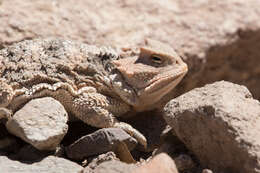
xmin=164 ymin=81 xmax=260 ymax=173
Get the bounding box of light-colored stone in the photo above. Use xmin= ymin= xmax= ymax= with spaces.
xmin=132 ymin=153 xmax=179 ymax=173
xmin=0 ymin=155 xmax=83 ymax=173
xmin=164 ymin=81 xmax=260 ymax=173
xmin=6 ymin=97 xmax=68 ymax=150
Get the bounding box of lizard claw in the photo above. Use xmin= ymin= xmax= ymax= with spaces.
xmin=114 ymin=122 xmax=147 ymax=148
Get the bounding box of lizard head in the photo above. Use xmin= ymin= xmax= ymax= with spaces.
xmin=111 ymin=39 xmax=188 ymax=111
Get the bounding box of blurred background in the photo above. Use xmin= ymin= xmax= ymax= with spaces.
xmin=0 ymin=0 xmax=259 ymax=100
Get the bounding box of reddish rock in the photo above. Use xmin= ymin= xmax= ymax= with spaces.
xmin=132 ymin=153 xmax=179 ymax=173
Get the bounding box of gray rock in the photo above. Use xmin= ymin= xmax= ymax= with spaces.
xmin=6 ymin=97 xmax=68 ymax=150
xmin=90 ymin=160 xmax=137 ymax=173
xmin=0 ymin=154 xmax=83 ymax=173
xmin=164 ymin=81 xmax=260 ymax=173
xmin=66 ymin=128 xmax=137 ymax=160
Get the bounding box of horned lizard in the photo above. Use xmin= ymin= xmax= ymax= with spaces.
xmin=0 ymin=38 xmax=188 ymax=147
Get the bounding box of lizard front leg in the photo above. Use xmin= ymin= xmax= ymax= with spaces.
xmin=70 ymin=92 xmax=147 ymax=148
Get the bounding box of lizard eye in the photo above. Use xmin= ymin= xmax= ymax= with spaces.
xmin=151 ymin=55 xmax=163 ymax=65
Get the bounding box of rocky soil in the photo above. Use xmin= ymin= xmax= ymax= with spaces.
xmin=0 ymin=0 xmax=260 ymax=173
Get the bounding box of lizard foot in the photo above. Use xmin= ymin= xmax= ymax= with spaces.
xmin=114 ymin=121 xmax=147 ymax=148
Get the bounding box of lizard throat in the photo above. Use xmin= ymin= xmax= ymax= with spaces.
xmin=132 ymin=71 xmax=186 ymax=112
xmin=140 ymin=69 xmax=186 ymax=95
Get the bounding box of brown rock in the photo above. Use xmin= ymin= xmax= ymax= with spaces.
xmin=66 ymin=128 xmax=137 ymax=160
xmin=132 ymin=153 xmax=179 ymax=173
xmin=164 ymin=81 xmax=260 ymax=173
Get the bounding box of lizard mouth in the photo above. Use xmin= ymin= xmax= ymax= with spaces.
xmin=139 ymin=67 xmax=187 ymax=96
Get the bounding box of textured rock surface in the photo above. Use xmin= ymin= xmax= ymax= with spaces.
xmin=6 ymin=97 xmax=68 ymax=150
xmin=0 ymin=0 xmax=260 ymax=101
xmin=66 ymin=128 xmax=137 ymax=160
xmin=164 ymin=81 xmax=260 ymax=173
xmin=0 ymin=155 xmax=83 ymax=173
xmin=132 ymin=153 xmax=179 ymax=173
xmin=84 ymin=160 xmax=137 ymax=173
